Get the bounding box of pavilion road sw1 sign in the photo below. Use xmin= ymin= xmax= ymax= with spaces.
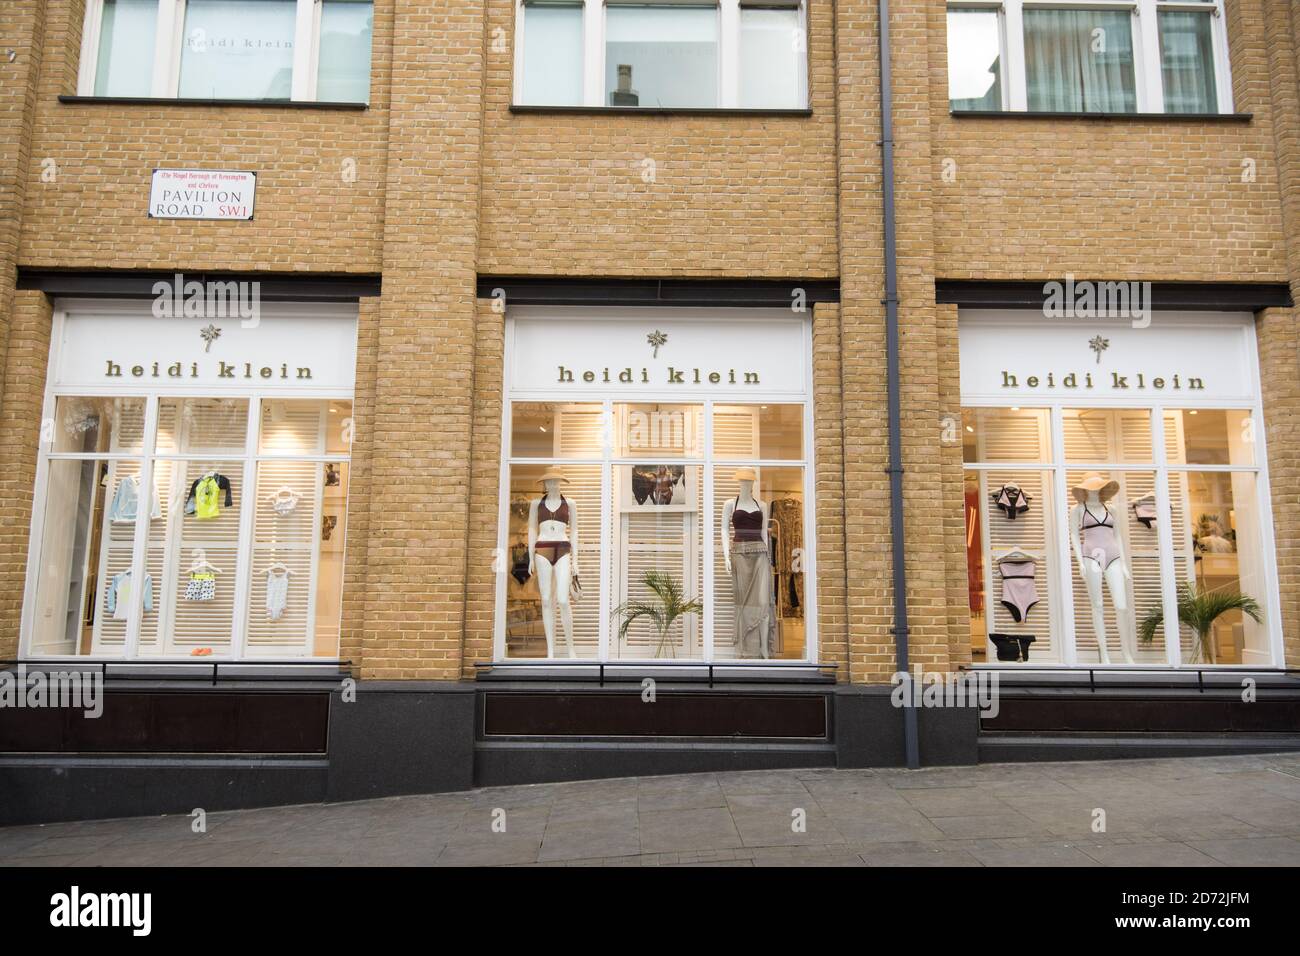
xmin=148 ymin=169 xmax=256 ymax=220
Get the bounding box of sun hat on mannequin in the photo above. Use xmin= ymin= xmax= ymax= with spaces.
xmin=1071 ymin=472 xmax=1119 ymax=504
xmin=733 ymin=467 xmax=758 ymax=482
xmin=536 ymin=469 xmax=570 ymax=485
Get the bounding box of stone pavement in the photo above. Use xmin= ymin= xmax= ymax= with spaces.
xmin=3 ymin=753 xmax=1300 ymax=867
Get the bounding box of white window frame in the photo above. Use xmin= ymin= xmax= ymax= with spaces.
xmin=960 ymin=314 xmax=1284 ymax=671
xmin=494 ymin=309 xmax=818 ymax=665
xmin=77 ymin=0 xmax=373 ymax=102
xmin=512 ymin=0 xmax=809 ymax=109
xmin=946 ymin=0 xmax=1233 ymax=114
xmin=18 ymin=301 xmax=357 ymax=663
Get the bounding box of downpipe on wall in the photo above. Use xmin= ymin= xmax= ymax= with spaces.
xmin=877 ymin=0 xmax=920 ymax=769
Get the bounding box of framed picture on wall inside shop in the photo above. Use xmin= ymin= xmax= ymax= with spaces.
xmin=621 ymin=464 xmax=695 ymax=512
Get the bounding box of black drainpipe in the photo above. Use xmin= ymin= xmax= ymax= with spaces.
xmin=877 ymin=0 xmax=920 ymax=769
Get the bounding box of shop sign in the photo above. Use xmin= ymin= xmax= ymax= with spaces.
xmin=511 ymin=312 xmax=808 ymax=395
xmin=959 ymin=313 xmax=1256 ymax=403
xmin=148 ymin=169 xmax=256 ymax=220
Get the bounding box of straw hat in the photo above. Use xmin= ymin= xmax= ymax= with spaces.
xmin=536 ymin=468 xmax=570 ymax=485
xmin=733 ymin=467 xmax=758 ymax=483
xmin=1071 ymin=472 xmax=1119 ymax=503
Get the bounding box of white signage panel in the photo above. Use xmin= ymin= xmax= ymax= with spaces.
xmin=959 ymin=311 xmax=1257 ymax=404
xmin=149 ymin=169 xmax=257 ymax=220
xmin=55 ymin=306 xmax=358 ymax=393
xmin=509 ymin=309 xmax=809 ymax=396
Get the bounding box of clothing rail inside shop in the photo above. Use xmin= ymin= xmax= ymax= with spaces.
xmin=963 ymin=664 xmax=1300 ymax=693
xmin=474 ymin=659 xmax=838 ymax=687
xmin=0 ymin=659 xmax=354 ymax=686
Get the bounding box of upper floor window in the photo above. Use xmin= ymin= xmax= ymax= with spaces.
xmin=946 ymin=0 xmax=1231 ymax=115
xmin=78 ymin=0 xmax=374 ymax=103
xmin=515 ymin=0 xmax=808 ymax=110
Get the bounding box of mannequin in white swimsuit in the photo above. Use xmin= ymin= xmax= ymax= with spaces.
xmin=1069 ymin=473 xmax=1136 ymax=664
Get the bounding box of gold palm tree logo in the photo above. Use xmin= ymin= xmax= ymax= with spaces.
xmin=200 ymin=324 xmax=222 ymax=353
xmin=1089 ymin=335 xmax=1109 ymax=364
xmin=647 ymin=329 xmax=667 ymax=358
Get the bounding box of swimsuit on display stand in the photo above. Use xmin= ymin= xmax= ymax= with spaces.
xmin=997 ymin=558 xmax=1039 ymax=623
xmin=1080 ymin=505 xmax=1123 ymax=569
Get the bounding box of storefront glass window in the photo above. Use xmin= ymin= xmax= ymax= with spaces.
xmin=499 ymin=313 xmax=814 ymax=663
xmin=503 ymin=463 xmax=602 ymax=659
xmin=712 ymin=465 xmax=807 ymax=660
xmin=1166 ymin=470 xmax=1269 ymax=665
xmin=962 ymin=402 xmax=1273 ymax=667
xmin=27 ymin=395 xmax=352 ymax=659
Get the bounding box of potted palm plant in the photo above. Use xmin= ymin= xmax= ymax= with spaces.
xmin=1138 ymin=582 xmax=1262 ymax=663
xmin=612 ymin=570 xmax=703 ymax=659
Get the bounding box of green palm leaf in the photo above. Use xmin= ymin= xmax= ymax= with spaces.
xmin=612 ymin=569 xmax=703 ymax=658
xmin=1138 ymin=582 xmax=1262 ymax=662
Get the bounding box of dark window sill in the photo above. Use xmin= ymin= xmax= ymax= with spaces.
xmin=59 ymin=95 xmax=368 ymax=110
xmin=510 ymin=104 xmax=812 ymax=117
xmin=951 ymin=109 xmax=1251 ymax=123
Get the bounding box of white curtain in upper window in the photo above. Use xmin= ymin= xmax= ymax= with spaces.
xmin=317 ymin=0 xmax=374 ymax=103
xmin=94 ymin=0 xmax=158 ymax=97
xmin=1158 ymin=10 xmax=1218 ymax=114
xmin=178 ymin=0 xmax=297 ymax=100
xmin=1024 ymin=9 xmax=1137 ymax=113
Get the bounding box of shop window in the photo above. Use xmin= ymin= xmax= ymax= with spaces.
xmin=503 ymin=463 xmax=602 ymax=659
xmin=78 ymin=0 xmax=375 ymax=103
xmin=26 ymin=396 xmax=352 ymax=660
xmin=962 ymin=404 xmax=1273 ymax=667
xmin=712 ymin=465 xmax=806 ymax=660
xmin=500 ymin=394 xmax=812 ymax=662
xmin=1165 ymin=471 xmax=1269 ymax=665
xmin=945 ymin=0 xmax=1230 ymax=114
xmin=513 ymin=0 xmax=807 ymax=110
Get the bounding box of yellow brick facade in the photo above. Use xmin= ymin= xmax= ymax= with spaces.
xmin=1 ymin=0 xmax=1298 ymax=680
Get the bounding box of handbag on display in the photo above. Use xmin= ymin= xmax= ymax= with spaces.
xmin=989 ymin=632 xmax=1035 ymax=662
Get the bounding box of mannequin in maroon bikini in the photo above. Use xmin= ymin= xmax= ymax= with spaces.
xmin=528 ymin=470 xmax=580 ymax=658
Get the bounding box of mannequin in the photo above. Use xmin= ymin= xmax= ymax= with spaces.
xmin=722 ymin=468 xmax=773 ymax=659
xmin=1069 ymin=472 xmax=1136 ymax=664
xmin=527 ymin=470 xmax=580 ymax=658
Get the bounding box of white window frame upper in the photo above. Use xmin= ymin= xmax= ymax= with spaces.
xmin=18 ymin=300 xmax=357 ymax=663
xmin=512 ymin=0 xmax=809 ymax=109
xmin=76 ymin=0 xmax=371 ymax=102
xmin=946 ymin=0 xmax=1233 ymax=114
xmin=494 ymin=308 xmax=818 ymax=665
